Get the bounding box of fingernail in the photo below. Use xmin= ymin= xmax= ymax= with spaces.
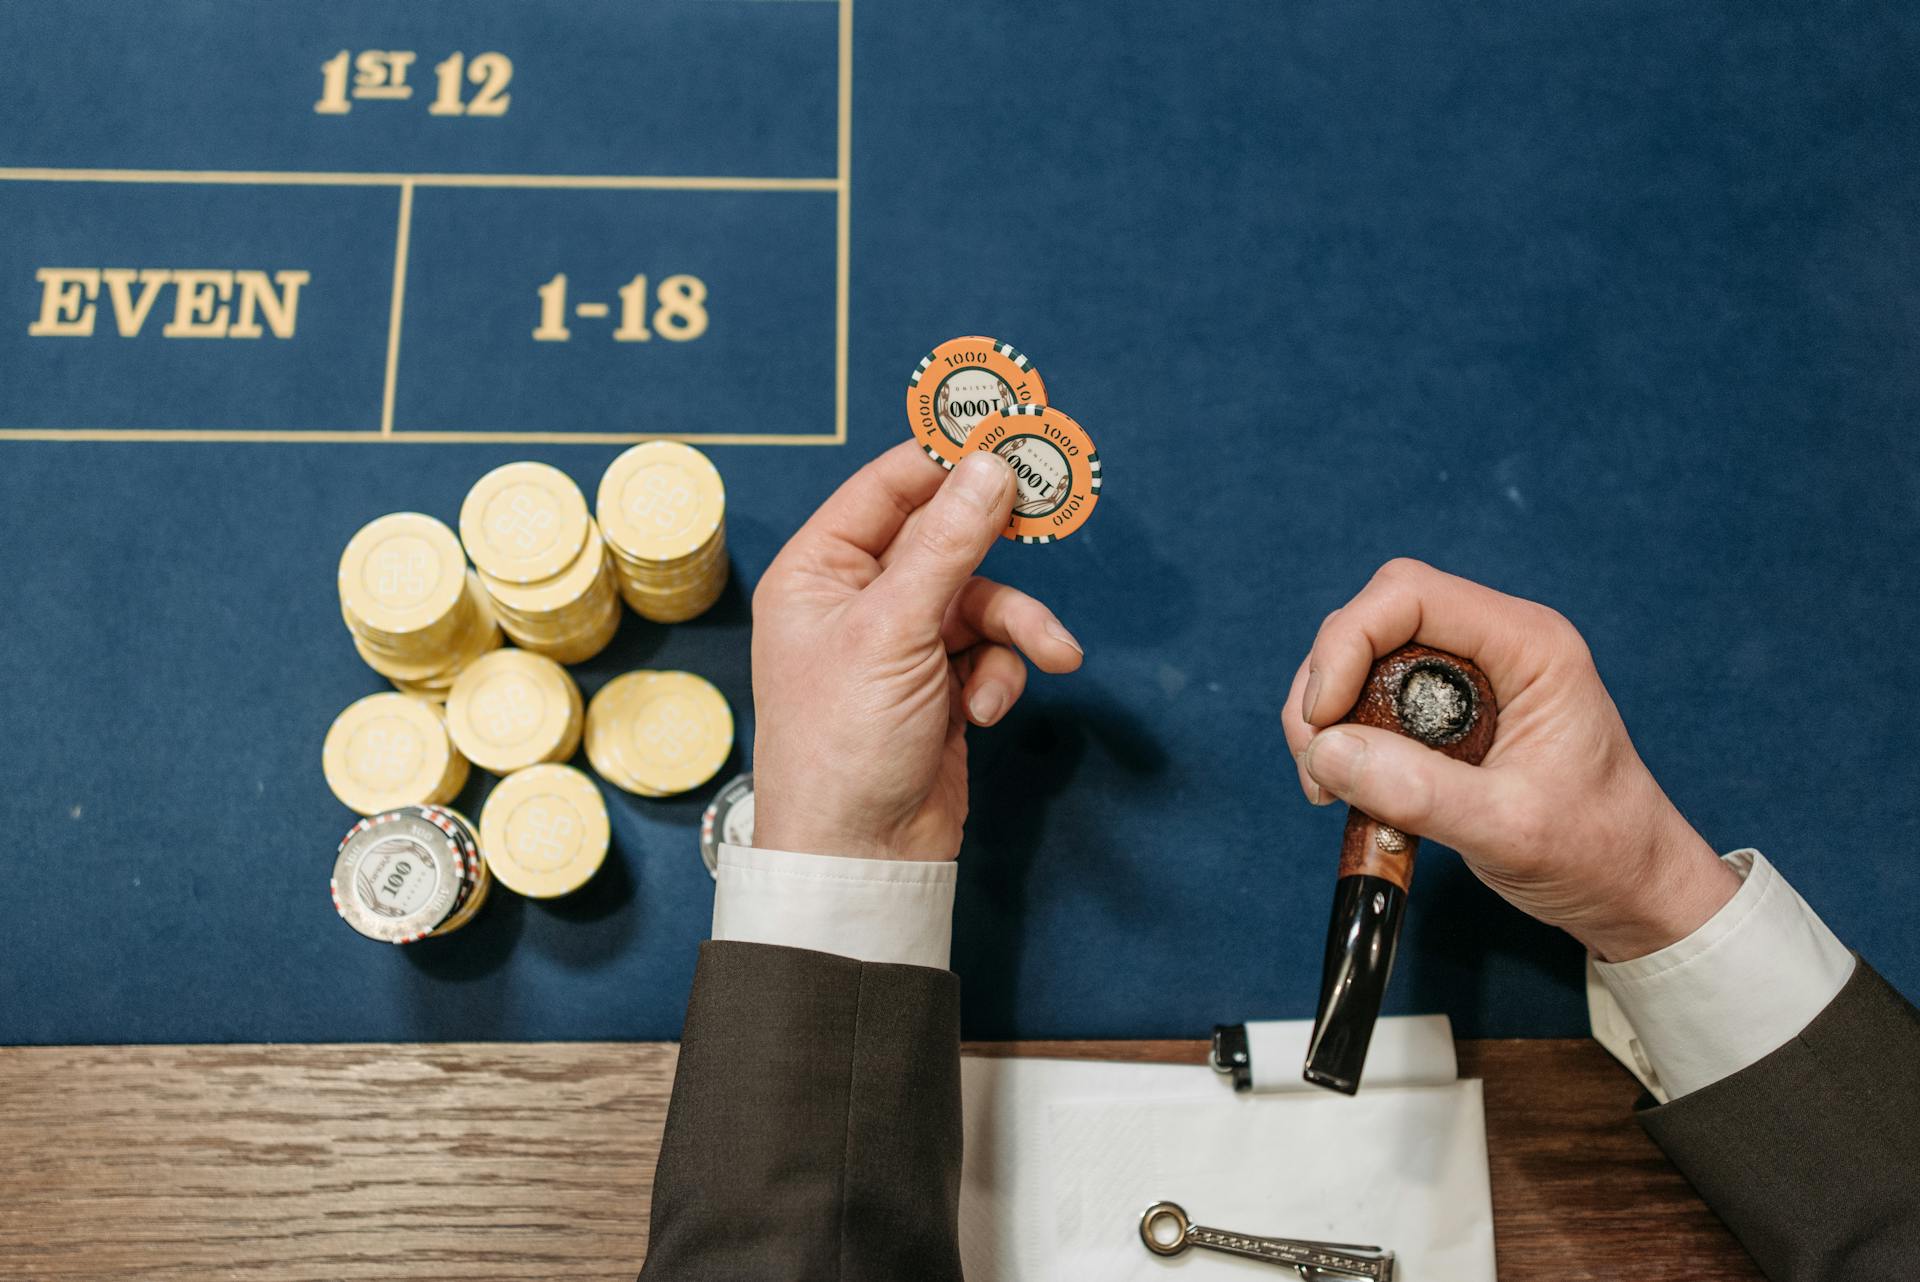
xmin=1293 ymin=751 xmax=1329 ymax=806
xmin=951 ymin=451 xmax=1010 ymax=510
xmin=1304 ymin=730 xmax=1366 ymax=794
xmin=969 ymin=685 xmax=1010 ymax=726
xmin=1045 ymin=619 xmax=1082 ymax=654
xmin=1301 ymin=667 xmax=1323 ymax=722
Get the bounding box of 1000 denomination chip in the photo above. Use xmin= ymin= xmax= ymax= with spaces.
xmin=969 ymin=404 xmax=1101 ymax=543
xmin=906 ymin=336 xmax=1047 ymax=469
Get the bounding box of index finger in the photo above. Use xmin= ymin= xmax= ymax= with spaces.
xmin=1279 ymin=653 xmax=1332 ymax=805
xmin=1301 ymin=558 xmax=1556 ymax=728
xmin=789 ymin=440 xmax=947 ymax=560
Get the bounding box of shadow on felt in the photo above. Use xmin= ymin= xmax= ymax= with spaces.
xmin=952 ymin=693 xmax=1170 ymax=1037
xmin=1400 ymin=854 xmax=1586 ymax=1037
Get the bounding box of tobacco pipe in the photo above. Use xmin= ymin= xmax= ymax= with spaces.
xmin=1302 ymin=644 xmax=1497 ymax=1095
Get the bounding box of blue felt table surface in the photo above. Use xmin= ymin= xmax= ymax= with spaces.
xmin=1 ymin=1 xmax=1915 ymax=1044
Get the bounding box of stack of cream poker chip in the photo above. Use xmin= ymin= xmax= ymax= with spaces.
xmin=338 ymin=513 xmax=502 ymax=700
xmin=322 ymin=692 xmax=470 ymax=815
xmin=479 ymin=763 xmax=611 ymax=899
xmin=596 ymin=443 xmax=729 ymax=623
xmin=443 ymin=648 xmax=584 ymax=776
xmin=330 ymin=805 xmax=492 ymax=944
xmin=461 ymin=462 xmax=623 ymax=664
xmin=584 ymin=670 xmax=733 ymax=796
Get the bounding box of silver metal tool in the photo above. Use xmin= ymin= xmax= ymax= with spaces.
xmin=1138 ymin=1201 xmax=1396 ymax=1280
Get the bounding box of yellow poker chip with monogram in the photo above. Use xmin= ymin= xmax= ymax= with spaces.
xmin=906 ymin=335 xmax=1048 ymax=470
xmin=337 ymin=513 xmax=467 ymax=637
xmin=596 ymin=442 xmax=726 ymax=564
xmin=584 ymin=681 xmax=649 ymax=795
xmin=444 ymin=648 xmax=583 ymax=774
xmin=586 ymin=670 xmax=733 ymax=796
xmin=479 ymin=518 xmax=610 ymax=615
xmin=612 ymin=672 xmax=733 ymax=794
xmin=968 ymin=404 xmax=1102 ymax=543
xmin=322 ymin=692 xmax=468 ymax=816
xmin=459 ymin=462 xmax=592 ymax=585
xmin=479 ymin=764 xmax=610 ymax=899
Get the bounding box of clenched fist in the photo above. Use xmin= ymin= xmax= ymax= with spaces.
xmin=1283 ymin=560 xmax=1741 ymax=962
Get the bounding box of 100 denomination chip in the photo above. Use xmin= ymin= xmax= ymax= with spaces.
xmin=331 ymin=808 xmax=470 ymax=944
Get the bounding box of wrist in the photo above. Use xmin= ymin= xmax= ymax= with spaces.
xmin=1579 ymin=812 xmax=1742 ymax=963
xmin=752 ymin=792 xmax=946 ymax=863
xmin=752 ymin=820 xmax=903 ymax=862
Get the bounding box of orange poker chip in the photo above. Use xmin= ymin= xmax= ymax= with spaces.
xmin=969 ymin=404 xmax=1101 ymax=544
xmin=906 ymin=335 xmax=1047 ymax=469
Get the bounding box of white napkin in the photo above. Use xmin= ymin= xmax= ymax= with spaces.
xmin=1047 ymin=1084 xmax=1494 ymax=1280
xmin=957 ymin=1016 xmax=1494 ymax=1281
xmin=1241 ymin=1013 xmax=1457 ymax=1092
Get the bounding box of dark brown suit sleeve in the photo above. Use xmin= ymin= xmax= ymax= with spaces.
xmin=1636 ymin=959 xmax=1920 ymax=1281
xmin=639 ymin=941 xmax=964 ymax=1282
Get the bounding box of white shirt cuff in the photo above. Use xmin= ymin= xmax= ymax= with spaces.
xmin=710 ymin=843 xmax=957 ymax=970
xmin=1587 ymin=848 xmax=1855 ymax=1102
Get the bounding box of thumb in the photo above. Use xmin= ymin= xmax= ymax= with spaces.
xmin=875 ymin=452 xmax=1013 ymax=628
xmin=1301 ymin=724 xmax=1509 ymax=854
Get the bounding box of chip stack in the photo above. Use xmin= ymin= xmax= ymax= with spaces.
xmin=460 ymin=462 xmax=622 ymax=664
xmin=584 ymin=670 xmax=734 ymax=796
xmin=479 ymin=763 xmax=611 ymax=899
xmin=322 ymin=692 xmax=470 ymax=815
xmin=477 ymin=522 xmax=623 ymax=664
xmin=596 ymin=442 xmax=730 ymax=623
xmin=330 ymin=805 xmax=492 ymax=944
xmin=699 ymin=772 xmax=755 ymax=879
xmin=423 ymin=806 xmax=493 ymax=937
xmin=444 ymin=648 xmax=584 ymax=776
xmin=339 ymin=513 xmax=502 ymax=700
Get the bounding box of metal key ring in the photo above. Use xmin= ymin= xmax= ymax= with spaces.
xmin=1139 ymin=1201 xmax=1192 ymax=1256
xmin=1138 ymin=1200 xmax=1397 ymax=1278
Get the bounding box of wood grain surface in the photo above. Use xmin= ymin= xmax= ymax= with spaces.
xmin=0 ymin=1039 xmax=1760 ymax=1281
